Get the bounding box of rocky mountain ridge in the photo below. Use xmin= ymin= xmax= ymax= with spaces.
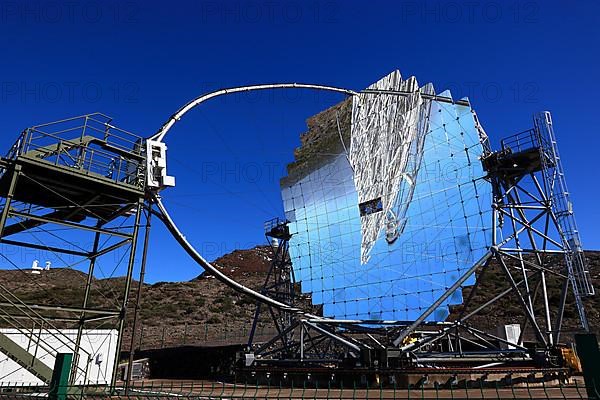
xmin=0 ymin=247 xmax=598 ymax=350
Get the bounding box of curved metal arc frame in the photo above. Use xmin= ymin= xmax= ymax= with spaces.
xmin=147 ymin=82 xmax=482 ymax=350
xmin=148 ymin=83 xmax=360 ymax=316
xmin=152 ymin=194 xmax=303 ymax=314
xmin=152 ymin=195 xmax=379 ymax=355
xmin=149 ymin=83 xmax=359 ymax=142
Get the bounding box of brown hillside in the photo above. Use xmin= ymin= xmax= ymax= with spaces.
xmin=0 ymin=247 xmax=598 ymax=350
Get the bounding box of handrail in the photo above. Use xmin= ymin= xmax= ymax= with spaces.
xmin=18 ymin=114 xmax=143 ymax=158
xmin=7 ymin=124 xmax=145 ymax=189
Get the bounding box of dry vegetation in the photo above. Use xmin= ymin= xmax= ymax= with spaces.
xmin=0 ymin=247 xmax=598 ymax=351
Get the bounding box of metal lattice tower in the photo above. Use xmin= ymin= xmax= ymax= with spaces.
xmin=0 ymin=114 xmax=149 ymax=387
xmin=535 ymin=112 xmax=594 ymax=325
xmin=247 ymin=218 xmax=296 ymax=356
xmin=482 ymin=111 xmax=593 ymax=343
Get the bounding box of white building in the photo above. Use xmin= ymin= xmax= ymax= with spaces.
xmin=0 ymin=329 xmax=118 ymax=385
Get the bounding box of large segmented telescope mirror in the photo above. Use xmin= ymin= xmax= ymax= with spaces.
xmin=280 ymin=71 xmax=493 ymax=322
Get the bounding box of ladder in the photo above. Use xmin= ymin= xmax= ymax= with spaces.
xmin=535 ymin=111 xmax=594 ymax=330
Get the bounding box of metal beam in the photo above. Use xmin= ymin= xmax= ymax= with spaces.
xmin=90 ymin=238 xmax=132 ymax=258
xmin=499 ymin=250 xmax=567 ymax=278
xmin=0 ymin=194 xmax=100 ymax=237
xmin=0 ymin=165 xmax=21 ymax=238
xmin=254 ymin=320 xmax=300 ymax=355
xmin=462 ymin=278 xmax=524 ymax=322
xmin=9 ymin=210 xmax=132 ymax=239
xmin=463 ymin=325 xmax=528 ymax=351
xmin=553 ymin=278 xmax=569 ymax=344
xmin=495 ymin=252 xmax=547 ymax=346
xmin=393 ymin=251 xmax=492 ymax=347
xmin=111 ymin=199 xmax=143 ymax=388
xmin=0 ymin=238 xmax=89 ymax=257
xmin=126 ymin=207 xmax=152 ymax=392
xmin=2 ymin=209 xmax=84 ymax=237
xmin=0 ymin=301 xmax=120 ymax=316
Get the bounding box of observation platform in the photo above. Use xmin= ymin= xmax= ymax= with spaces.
xmin=482 ymin=128 xmax=554 ymax=179
xmin=264 ymin=217 xmax=291 ymax=240
xmin=0 ymin=114 xmax=146 ymax=222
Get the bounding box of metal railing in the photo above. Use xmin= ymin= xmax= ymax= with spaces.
xmin=0 ymin=378 xmax=597 ymax=399
xmin=500 ymin=128 xmax=552 ymax=156
xmin=0 ymin=286 xmax=93 ymax=384
xmin=5 ymin=113 xmax=145 ymax=190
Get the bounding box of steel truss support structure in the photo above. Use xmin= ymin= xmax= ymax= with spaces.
xmin=247 ymin=218 xmax=296 ymax=355
xmin=380 ymin=111 xmax=593 ymax=365
xmin=485 ymin=111 xmax=592 ymax=339
xmin=142 ymin=81 xmax=593 ymax=374
xmin=239 ymin=111 xmax=593 ymax=372
xmin=0 ymin=114 xmax=150 ymax=388
xmin=250 ymin=319 xmax=363 ymax=365
xmin=246 ymin=219 xmax=365 ymax=365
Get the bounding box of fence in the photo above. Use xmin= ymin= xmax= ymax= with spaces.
xmin=122 ymin=323 xmax=280 ymax=351
xmin=0 ymin=378 xmax=598 ymax=399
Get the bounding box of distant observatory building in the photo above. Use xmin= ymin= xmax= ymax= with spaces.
xmin=30 ymin=260 xmax=51 ymax=275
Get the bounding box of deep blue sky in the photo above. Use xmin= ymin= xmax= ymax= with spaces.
xmin=0 ymin=0 xmax=598 ymax=282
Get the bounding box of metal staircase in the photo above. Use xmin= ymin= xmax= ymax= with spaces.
xmin=0 ymin=279 xmax=94 ymax=384
xmin=0 ymin=331 xmax=53 ymax=383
